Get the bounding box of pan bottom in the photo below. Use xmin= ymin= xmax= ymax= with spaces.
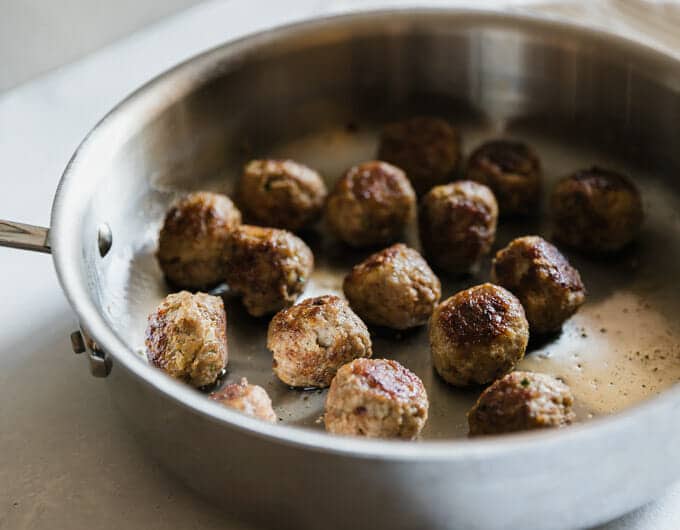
xmin=102 ymin=118 xmax=680 ymax=440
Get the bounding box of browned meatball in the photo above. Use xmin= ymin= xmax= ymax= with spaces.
xmin=324 ymin=358 xmax=428 ymax=439
xmin=419 ymin=181 xmax=498 ymax=274
xmin=378 ymin=116 xmax=461 ymax=196
xmin=466 ymin=140 xmax=542 ymax=215
xmin=551 ymin=167 xmax=644 ymax=253
xmin=267 ymin=295 xmax=372 ymax=388
xmin=237 ymin=159 xmax=327 ymax=231
xmin=467 ymin=371 xmax=575 ymax=436
xmin=326 ymin=161 xmax=416 ymax=247
xmin=343 ymin=244 xmax=441 ymax=329
xmin=430 ymin=283 xmax=529 ymax=387
xmin=145 ymin=291 xmax=227 ymax=387
xmin=223 ymin=225 xmax=313 ymax=317
xmin=492 ymin=236 xmax=586 ymax=334
xmin=210 ymin=378 xmax=277 ymax=423
xmin=157 ymin=191 xmax=241 ymax=289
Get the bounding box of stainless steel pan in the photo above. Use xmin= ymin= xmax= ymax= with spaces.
xmin=3 ymin=9 xmax=680 ymax=529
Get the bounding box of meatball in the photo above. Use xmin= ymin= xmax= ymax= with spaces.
xmin=157 ymin=191 xmax=241 ymax=289
xmin=223 ymin=225 xmax=313 ymax=317
xmin=326 ymin=161 xmax=416 ymax=247
xmin=466 ymin=139 xmax=542 ymax=215
xmin=324 ymin=358 xmax=428 ymax=439
xmin=419 ymin=181 xmax=498 ymax=274
xmin=343 ymin=243 xmax=441 ymax=329
xmin=237 ymin=159 xmax=327 ymax=231
xmin=210 ymin=378 xmax=277 ymax=423
xmin=378 ymin=116 xmax=461 ymax=196
xmin=145 ymin=291 xmax=227 ymax=387
xmin=467 ymin=371 xmax=575 ymax=436
xmin=267 ymin=295 xmax=372 ymax=388
xmin=430 ymin=283 xmax=529 ymax=387
xmin=551 ymin=166 xmax=644 ymax=253
xmin=492 ymin=236 xmax=586 ymax=334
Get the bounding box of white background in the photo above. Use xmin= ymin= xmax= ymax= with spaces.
xmin=0 ymin=0 xmax=202 ymax=91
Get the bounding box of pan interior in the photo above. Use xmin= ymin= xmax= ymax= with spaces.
xmin=85 ymin=16 xmax=680 ymax=440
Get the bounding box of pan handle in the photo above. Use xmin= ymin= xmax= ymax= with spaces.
xmin=0 ymin=219 xmax=112 ymax=376
xmin=0 ymin=220 xmax=51 ymax=253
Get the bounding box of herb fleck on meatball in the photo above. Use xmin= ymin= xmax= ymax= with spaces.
xmin=326 ymin=161 xmax=416 ymax=247
xmin=158 ymin=191 xmax=241 ymax=289
xmin=551 ymin=166 xmax=643 ymax=253
xmin=419 ymin=181 xmax=498 ymax=274
xmin=430 ymin=283 xmax=529 ymax=387
xmin=268 ymin=295 xmax=372 ymax=388
xmin=343 ymin=243 xmax=440 ymax=329
xmin=468 ymin=371 xmax=575 ymax=436
xmin=378 ymin=116 xmax=461 ymax=196
xmin=466 ymin=139 xmax=542 ymax=215
xmin=146 ymin=291 xmax=228 ymax=387
xmin=211 ymin=378 xmax=277 ymax=423
xmin=324 ymin=358 xmax=428 ymax=439
xmin=237 ymin=159 xmax=327 ymax=231
xmin=492 ymin=236 xmax=586 ymax=334
xmin=223 ymin=225 xmax=313 ymax=317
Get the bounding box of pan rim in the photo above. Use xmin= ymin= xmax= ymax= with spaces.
xmin=50 ymin=6 xmax=680 ymax=460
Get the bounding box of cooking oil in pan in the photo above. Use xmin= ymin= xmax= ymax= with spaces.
xmin=102 ymin=120 xmax=680 ymax=440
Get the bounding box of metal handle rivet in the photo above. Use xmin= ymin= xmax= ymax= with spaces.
xmin=70 ymin=331 xmax=86 ymax=354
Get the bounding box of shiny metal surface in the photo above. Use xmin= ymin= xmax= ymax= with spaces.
xmin=0 ymin=220 xmax=50 ymax=253
xmin=70 ymin=330 xmax=86 ymax=354
xmin=8 ymin=8 xmax=680 ymax=529
xmin=97 ymin=222 xmax=113 ymax=258
xmin=80 ymin=327 xmax=113 ymax=378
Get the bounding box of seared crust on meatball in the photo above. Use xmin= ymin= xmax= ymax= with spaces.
xmin=326 ymin=161 xmax=416 ymax=247
xmin=223 ymin=225 xmax=313 ymax=317
xmin=145 ymin=291 xmax=227 ymax=387
xmin=466 ymin=140 xmax=542 ymax=215
xmin=237 ymin=159 xmax=327 ymax=231
xmin=324 ymin=358 xmax=428 ymax=439
xmin=430 ymin=283 xmax=529 ymax=387
xmin=419 ymin=181 xmax=498 ymax=274
xmin=343 ymin=244 xmax=441 ymax=329
xmin=158 ymin=191 xmax=241 ymax=289
xmin=378 ymin=116 xmax=461 ymax=196
xmin=468 ymin=371 xmax=575 ymax=436
xmin=268 ymin=295 xmax=372 ymax=388
xmin=211 ymin=378 xmax=277 ymax=423
xmin=551 ymin=167 xmax=644 ymax=253
xmin=492 ymin=236 xmax=586 ymax=334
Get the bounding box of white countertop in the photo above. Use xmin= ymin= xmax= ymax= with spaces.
xmin=1 ymin=1 xmax=679 ymax=528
